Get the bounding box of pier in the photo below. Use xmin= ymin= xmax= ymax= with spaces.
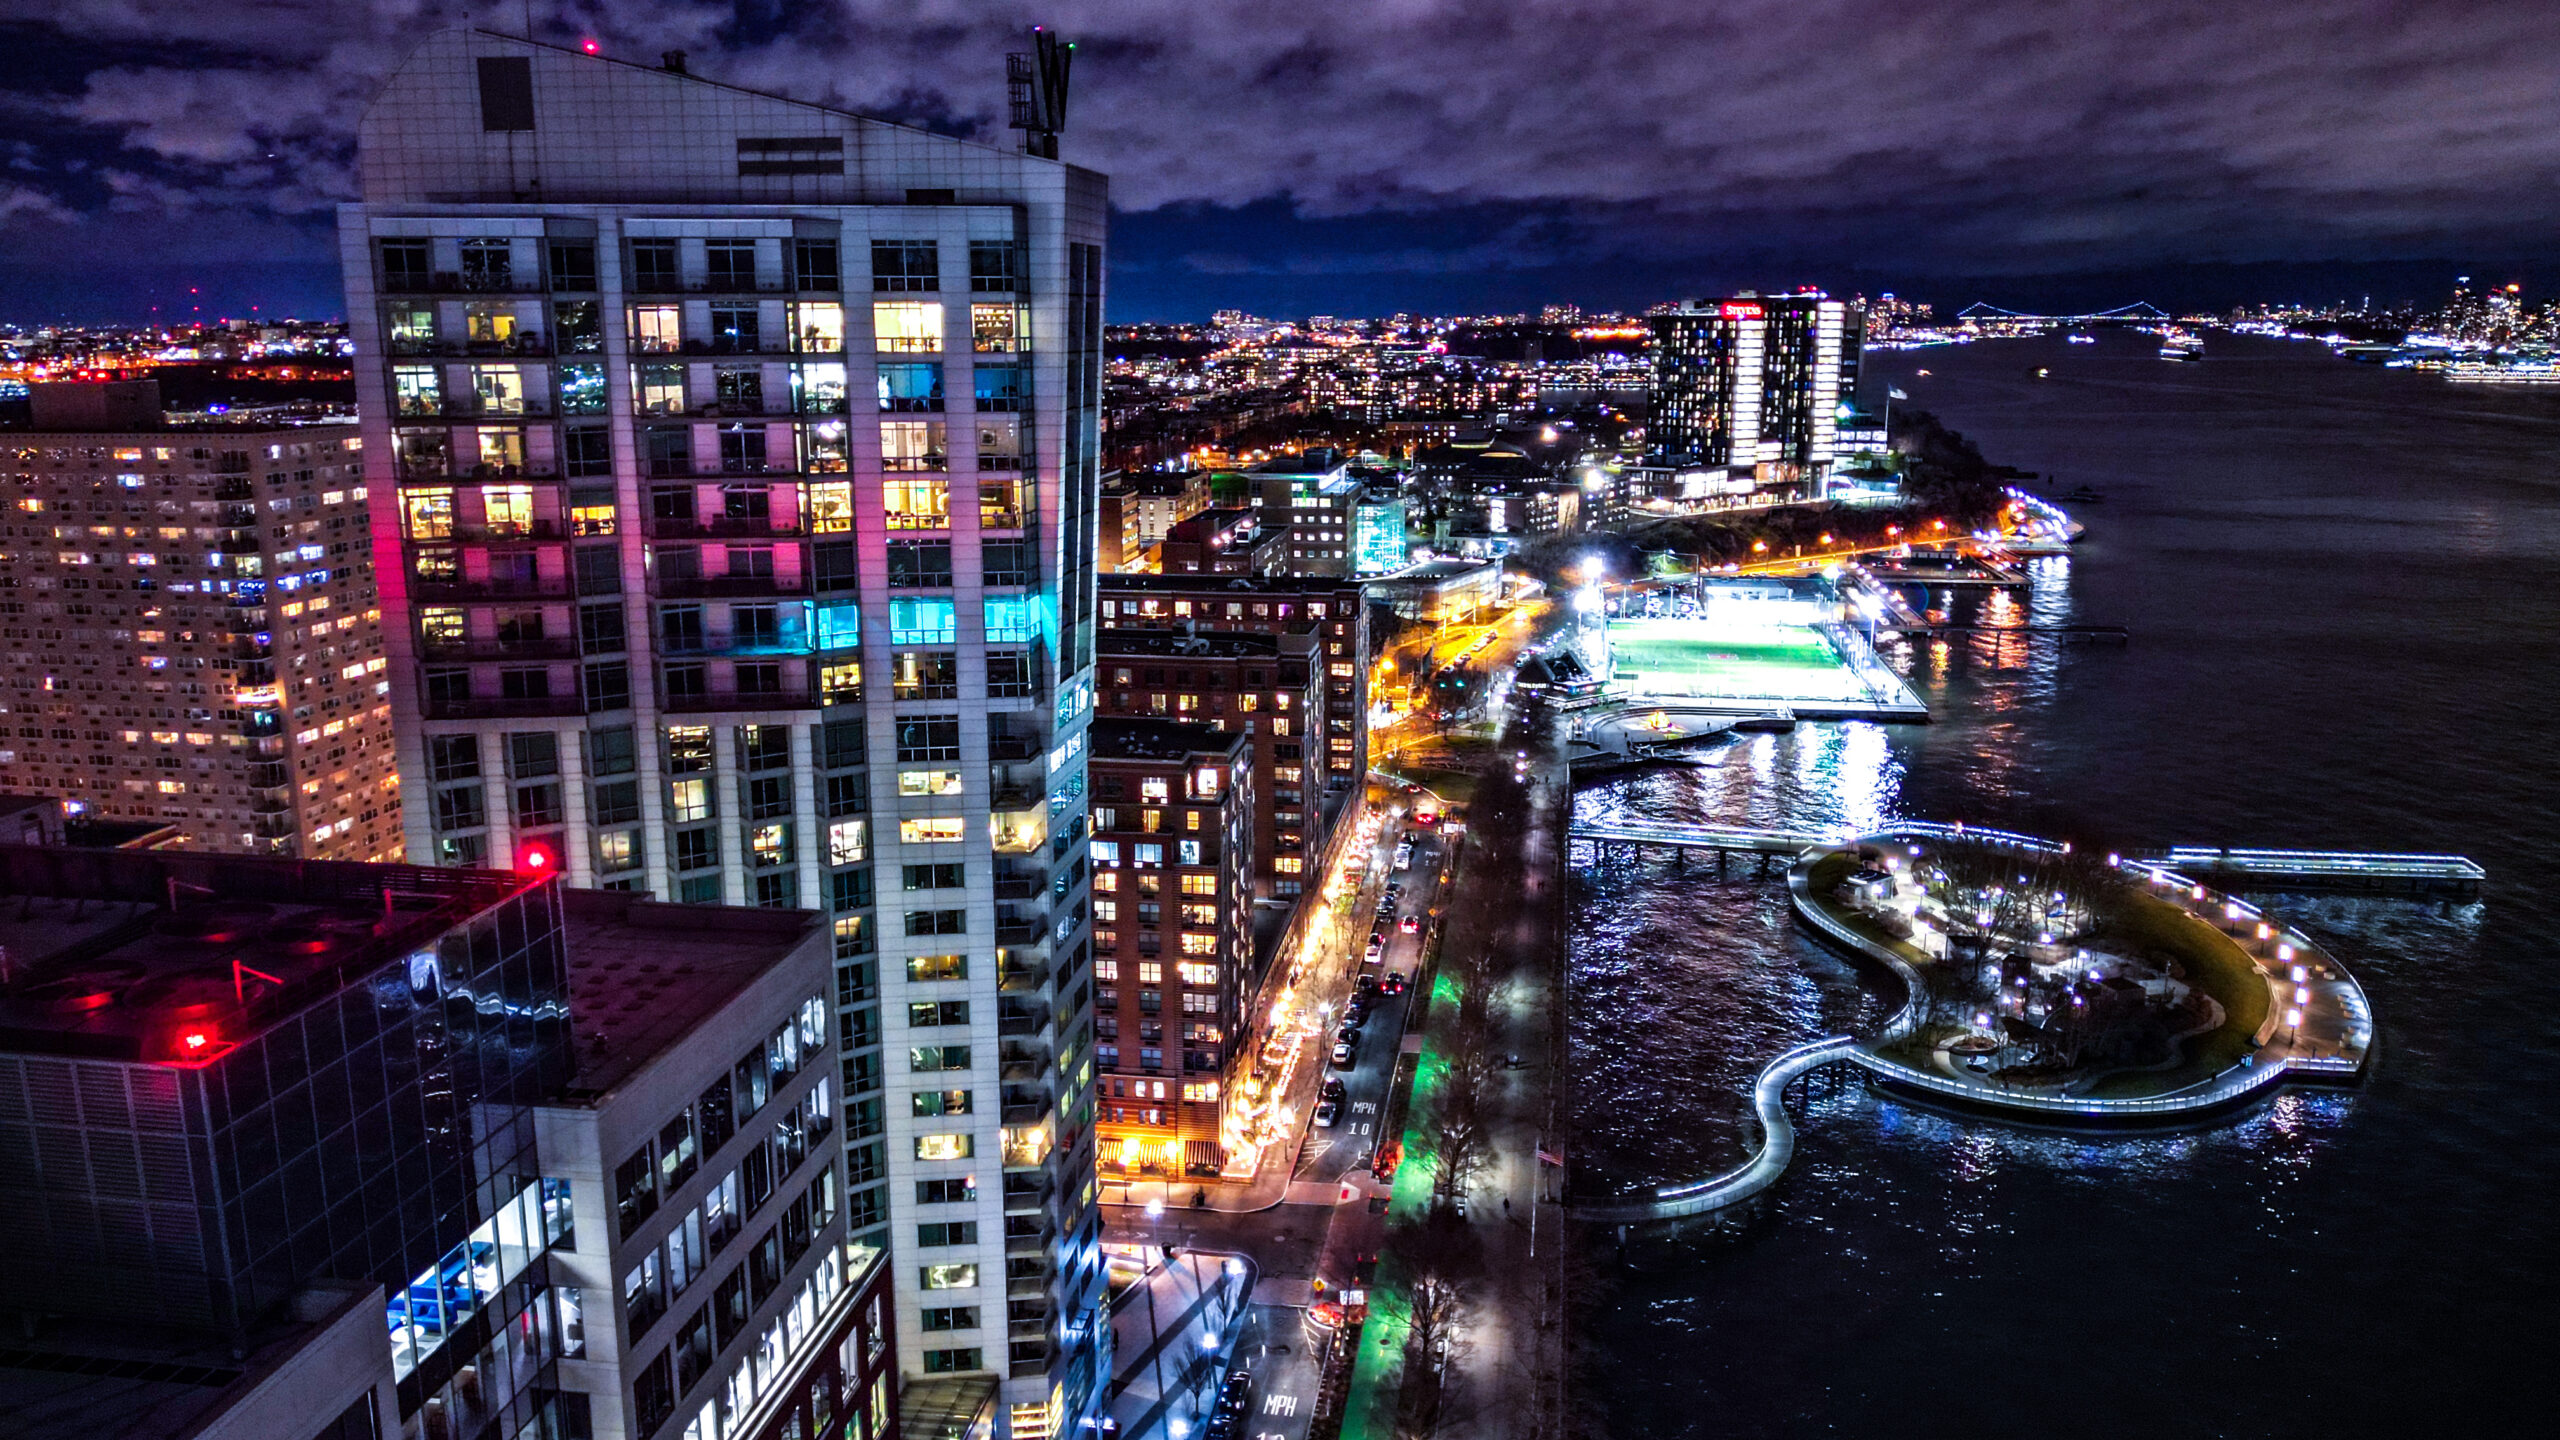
xmin=1567 ymin=827 xmax=2380 ymax=1225
xmin=2140 ymin=847 xmax=2485 ymax=897
xmin=1878 ymin=621 xmax=2130 ymax=645
xmin=1570 ymin=820 xmax=1844 ymax=874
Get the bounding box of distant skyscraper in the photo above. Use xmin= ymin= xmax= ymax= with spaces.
xmin=342 ymin=28 xmax=1107 ymax=1436
xmin=1646 ymin=294 xmax=1863 ymax=478
xmin=0 ymin=381 xmax=399 ymax=861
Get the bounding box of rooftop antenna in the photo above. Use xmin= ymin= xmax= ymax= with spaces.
xmin=1007 ymin=27 xmax=1075 ymax=159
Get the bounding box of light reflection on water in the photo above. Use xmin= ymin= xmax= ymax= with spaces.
xmin=1571 ymin=331 xmax=2554 ymax=1439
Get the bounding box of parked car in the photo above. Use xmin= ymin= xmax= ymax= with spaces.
xmin=1364 ymin=934 xmax=1386 ymax=962
xmin=1322 ymin=1077 xmax=1347 ymax=1102
xmin=1218 ymin=1367 xmax=1254 ymax=1417
xmin=1354 ymin=973 xmax=1379 ymax=996
xmin=1314 ymin=1099 xmax=1341 ymax=1128
xmin=1331 ymin=1040 xmax=1356 ymax=1068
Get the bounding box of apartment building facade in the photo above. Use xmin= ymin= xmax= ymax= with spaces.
xmin=1095 ymin=574 xmax=1369 ymax=805
xmin=342 ymin=30 xmax=1106 ymax=1437
xmin=1095 ymin=629 xmax=1321 ymax=903
xmin=1084 ymin=719 xmax=1255 ymax=1176
xmin=1646 ymin=294 xmax=1863 ymax=480
xmin=0 ymin=385 xmax=398 ymax=860
xmin=538 ymin=891 xmax=894 ymax=1440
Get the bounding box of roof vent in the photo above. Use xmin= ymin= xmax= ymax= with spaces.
xmin=662 ymin=50 xmax=688 ymax=75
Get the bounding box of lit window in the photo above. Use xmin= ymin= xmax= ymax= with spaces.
xmin=874 ymin=302 xmax=945 ymax=354
xmin=901 ymin=818 xmax=967 ymax=844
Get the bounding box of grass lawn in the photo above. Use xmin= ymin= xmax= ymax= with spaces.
xmin=1608 ymin=617 xmax=1869 ymax=702
xmin=2087 ymin=889 xmax=2272 ymax=1084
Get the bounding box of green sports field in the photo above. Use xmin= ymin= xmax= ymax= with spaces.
xmin=1606 ymin=617 xmax=1872 ymax=702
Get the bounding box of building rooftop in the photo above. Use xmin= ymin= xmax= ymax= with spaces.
xmin=0 ymin=846 xmax=535 ymax=1066
xmin=1099 ymin=572 xmax=1363 ymax=595
xmin=1089 ymin=717 xmax=1248 ymax=764
xmin=555 ymin=890 xmax=823 ymax=1098
xmin=1097 ymin=630 xmax=1293 ymax=661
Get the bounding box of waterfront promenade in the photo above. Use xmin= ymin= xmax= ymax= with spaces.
xmin=1570 ymin=827 xmax=2380 ymax=1224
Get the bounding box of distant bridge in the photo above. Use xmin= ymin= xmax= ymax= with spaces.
xmin=1956 ymin=302 xmax=2173 ymax=324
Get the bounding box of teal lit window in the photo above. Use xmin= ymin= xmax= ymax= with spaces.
xmin=818 ymin=601 xmax=861 ymax=651
xmin=984 ymin=595 xmax=1036 ymax=643
xmin=889 ymin=597 xmax=957 ymax=646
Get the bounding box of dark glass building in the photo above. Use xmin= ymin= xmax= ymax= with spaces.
xmin=0 ymin=846 xmax=577 ymax=1437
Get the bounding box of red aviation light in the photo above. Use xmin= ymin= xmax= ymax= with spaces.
xmin=516 ymin=839 xmax=559 ymax=875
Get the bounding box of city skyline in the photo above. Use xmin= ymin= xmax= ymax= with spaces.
xmin=5 ymin=4 xmax=2560 ymax=321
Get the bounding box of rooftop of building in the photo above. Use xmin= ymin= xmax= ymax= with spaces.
xmin=1251 ymin=449 xmax=1353 ymax=478
xmin=360 ymin=30 xmax=1090 ymax=207
xmin=1109 ymin=473 xmax=1200 ymax=497
xmin=0 ymin=846 xmax=536 ymax=1066
xmin=1369 ymin=558 xmax=1504 ymax=585
xmin=0 ymin=1280 xmax=381 ymax=1440
xmin=1089 ymin=716 xmax=1249 ymax=764
xmin=1098 ymin=572 xmax=1365 ymax=596
xmin=1162 ymin=507 xmax=1258 ymax=543
xmin=1098 ymin=629 xmax=1306 ymax=661
xmin=554 ymin=890 xmax=825 ymax=1099
xmin=2 ymin=379 xmax=358 ymax=437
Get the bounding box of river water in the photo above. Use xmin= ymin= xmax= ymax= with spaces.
xmin=1566 ymin=331 xmax=2560 ymax=1438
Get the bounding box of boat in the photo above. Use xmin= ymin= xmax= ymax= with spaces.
xmin=2159 ymin=331 xmax=2204 ymax=361
xmin=2067 ymin=334 xmax=2096 ymax=345
xmin=1731 ymin=711 xmax=1798 ymax=734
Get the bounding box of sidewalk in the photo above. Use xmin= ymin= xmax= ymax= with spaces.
xmin=1337 ymin=707 xmax=1569 ymax=1440
xmin=1107 ymin=1249 xmax=1260 ymax=1440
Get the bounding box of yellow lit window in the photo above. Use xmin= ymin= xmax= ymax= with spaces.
xmin=1180 ymin=935 xmax=1217 ymax=957
xmin=874 ymin=301 xmax=944 ymax=354
xmin=1179 ymin=875 xmax=1216 ymax=896
xmin=902 ymin=818 xmax=967 ymax=844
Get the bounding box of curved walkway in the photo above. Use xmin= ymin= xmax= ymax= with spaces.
xmin=1567 ymin=825 xmax=2377 ymax=1224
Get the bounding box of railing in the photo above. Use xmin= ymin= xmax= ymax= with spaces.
xmin=413 ymin=574 xmax=575 ymax=600
xmin=420 ymin=637 xmax=580 ymax=662
xmin=661 ymin=685 xmax=823 ymax=714
xmin=652 ymin=573 xmax=809 ymax=599
xmin=645 ymin=514 xmax=810 ymax=540
xmin=424 ymin=693 xmax=587 ymax=720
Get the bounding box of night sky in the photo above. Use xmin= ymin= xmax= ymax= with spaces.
xmin=2 ymin=1 xmax=2557 ymax=322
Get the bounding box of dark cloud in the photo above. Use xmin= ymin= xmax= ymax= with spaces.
xmin=3 ymin=1 xmax=2558 ymax=317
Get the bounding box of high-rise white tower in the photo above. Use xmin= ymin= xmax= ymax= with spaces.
xmin=342 ymin=29 xmax=1107 ymax=1437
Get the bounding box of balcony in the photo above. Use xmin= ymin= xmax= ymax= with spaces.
xmin=987 ymin=733 xmax=1040 ymax=763
xmin=1000 ymin=1174 xmax=1053 ymax=1211
xmin=398 ymin=462 xmax=567 ymax=485
xmin=651 ymin=572 xmax=809 ymax=600
xmin=387 ymin=335 xmax=553 ymax=359
xmin=412 ymin=573 xmax=575 ymax=601
xmin=1000 ymin=1087 xmax=1052 ymax=1128
xmin=424 ymin=693 xmax=586 ymax=720
xmin=420 ymin=636 xmax=580 ymax=662
xmin=678 ymin=337 xmax=795 ymax=356
xmin=1005 ymin=1274 xmax=1048 ymax=1299
xmin=453 ymin=520 xmax=569 ymax=545
xmin=997 ymin=1001 xmax=1051 ymax=1038
xmin=1003 ymin=1216 xmax=1052 ymax=1257
xmin=661 ymin=683 xmax=822 ymax=714
xmin=645 ymin=514 xmax=809 ymax=541
xmin=1007 ymin=1341 xmax=1054 ymax=1376
xmin=997 ymin=1041 xmax=1048 ymax=1084
xmin=997 ymin=959 xmax=1048 ymax=994
xmin=400 ymin=397 xmax=556 ymax=422
xmin=994 ymin=916 xmax=1043 ymax=948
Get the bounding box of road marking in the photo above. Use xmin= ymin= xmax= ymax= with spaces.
xmin=1351 ymin=1101 xmax=1377 ymax=1114
xmin=1264 ymin=1395 xmax=1300 ymax=1416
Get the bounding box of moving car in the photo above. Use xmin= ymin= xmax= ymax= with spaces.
xmin=1382 ymin=972 xmax=1408 ymax=995
xmin=1399 ymin=914 xmax=1421 ymax=934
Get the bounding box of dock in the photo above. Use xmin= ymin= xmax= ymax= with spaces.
xmin=1879 ymin=622 xmax=2129 ymax=645
xmin=1570 ymin=820 xmax=1844 ymax=861
xmin=2143 ymin=847 xmax=2485 ymax=896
